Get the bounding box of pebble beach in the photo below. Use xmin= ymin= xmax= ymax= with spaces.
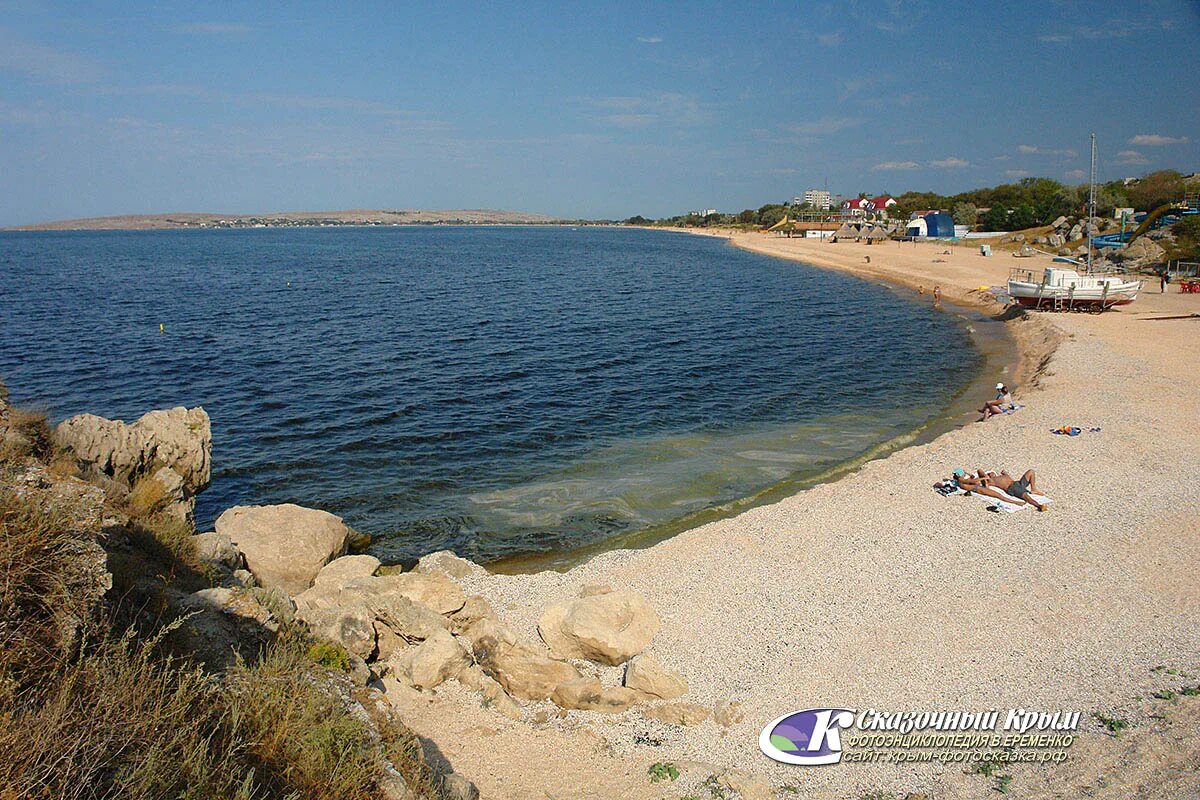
xmin=388 ymin=233 xmax=1200 ymax=799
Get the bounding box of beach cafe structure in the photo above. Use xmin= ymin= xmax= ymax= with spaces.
xmin=905 ymin=212 xmax=956 ymax=238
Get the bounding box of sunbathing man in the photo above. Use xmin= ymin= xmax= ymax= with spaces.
xmin=954 ymin=468 xmax=1046 ymax=511
xmin=980 ymin=382 xmax=1015 ymax=420
xmin=988 ymin=469 xmax=1046 ymax=511
xmin=952 ymin=468 xmax=1026 ymax=505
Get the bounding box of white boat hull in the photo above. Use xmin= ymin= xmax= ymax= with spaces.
xmin=1008 ymin=268 xmax=1141 ymax=310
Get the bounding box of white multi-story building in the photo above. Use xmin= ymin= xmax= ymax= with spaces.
xmin=803 ymin=189 xmax=832 ymax=210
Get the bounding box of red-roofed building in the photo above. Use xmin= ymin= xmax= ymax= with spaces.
xmin=867 ymin=195 xmax=897 ymax=211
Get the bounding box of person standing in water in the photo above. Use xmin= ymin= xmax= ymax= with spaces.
xmin=933 ymin=285 xmax=942 ymax=307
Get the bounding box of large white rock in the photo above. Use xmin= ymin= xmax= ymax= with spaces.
xmin=55 ymin=406 xmax=211 ymax=496
xmin=537 ymin=589 xmax=660 ymax=665
xmin=393 ymin=629 xmax=471 ymax=690
xmin=311 ymin=554 xmax=381 ymax=591
xmin=215 ymin=504 xmax=352 ymax=595
xmin=465 ymin=618 xmax=579 ymax=701
xmin=415 ymin=550 xmax=486 ymax=579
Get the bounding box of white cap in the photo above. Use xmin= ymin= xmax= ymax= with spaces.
xmin=995 ymin=383 xmax=1005 ymax=390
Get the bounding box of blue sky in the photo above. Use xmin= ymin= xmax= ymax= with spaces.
xmin=1 ymin=1 xmax=1197 ymax=224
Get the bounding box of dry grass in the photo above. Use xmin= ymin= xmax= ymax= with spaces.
xmin=0 ymin=407 xmax=55 ymax=465
xmin=0 ymin=481 xmax=443 ymax=800
xmin=0 ymin=488 xmax=100 ymax=701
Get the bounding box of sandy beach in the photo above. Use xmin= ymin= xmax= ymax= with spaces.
xmin=382 ymin=232 xmax=1200 ymax=799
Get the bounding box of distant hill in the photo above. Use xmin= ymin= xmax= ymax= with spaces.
xmin=7 ymin=208 xmax=560 ymax=231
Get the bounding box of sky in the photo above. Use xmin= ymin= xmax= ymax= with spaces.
xmin=1 ymin=1 xmax=1198 ymax=224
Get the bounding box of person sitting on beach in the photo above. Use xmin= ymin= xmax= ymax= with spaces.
xmin=980 ymin=382 xmax=1015 ymax=420
xmin=952 ymin=468 xmax=1047 ymax=511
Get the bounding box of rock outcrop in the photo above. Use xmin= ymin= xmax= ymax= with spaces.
xmin=392 ymin=629 xmax=472 ymax=690
xmin=465 ymin=618 xmax=580 ymax=700
xmin=215 ymin=504 xmax=353 ymax=595
xmin=55 ymin=406 xmax=211 ymax=524
xmin=537 ymin=588 xmax=660 ymax=665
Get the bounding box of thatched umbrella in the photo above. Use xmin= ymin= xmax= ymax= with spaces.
xmin=833 ymin=223 xmax=854 ymax=241
xmin=864 ymin=225 xmax=889 ymax=243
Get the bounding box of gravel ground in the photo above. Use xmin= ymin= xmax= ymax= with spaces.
xmin=393 ymin=236 xmax=1200 ymax=799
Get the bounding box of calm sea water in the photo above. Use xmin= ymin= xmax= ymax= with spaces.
xmin=0 ymin=227 xmax=980 ymax=563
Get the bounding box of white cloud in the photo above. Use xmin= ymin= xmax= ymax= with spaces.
xmin=587 ymin=93 xmax=706 ymax=128
xmin=1005 ymin=169 xmax=1030 ymax=178
xmin=1115 ymin=149 xmax=1149 ymax=165
xmin=873 ymin=161 xmax=920 ymax=171
xmin=785 ymin=116 xmax=864 ymax=136
xmin=0 ymin=28 xmax=105 ymax=84
xmin=1129 ymin=134 xmax=1187 ymax=146
xmin=1018 ymin=144 xmax=1076 ymax=157
xmin=1039 ymin=18 xmax=1176 ymax=43
xmin=1065 ymin=169 xmax=1087 ymax=180
xmin=929 ymin=157 xmax=970 ymax=168
xmin=817 ymin=32 xmax=842 ymax=47
xmin=636 ymin=36 xmax=663 ymax=44
xmin=179 ymin=22 xmax=250 ymax=34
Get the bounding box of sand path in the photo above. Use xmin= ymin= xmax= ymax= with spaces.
xmin=391 ymin=233 xmax=1200 ymax=799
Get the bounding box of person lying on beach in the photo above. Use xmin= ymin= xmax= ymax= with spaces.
xmin=980 ymin=382 xmax=1015 ymax=420
xmin=951 ymin=468 xmax=1026 ymax=505
xmin=953 ymin=468 xmax=1047 ymax=511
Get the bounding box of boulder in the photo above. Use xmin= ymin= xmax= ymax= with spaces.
xmin=1047 ymin=233 xmax=1065 ymax=248
xmin=447 ymin=594 xmax=494 ymax=635
xmin=458 ymin=665 xmax=523 ymax=720
xmin=537 ymin=589 xmax=660 ymax=665
xmin=126 ymin=466 xmax=192 ymax=524
xmin=1122 ymin=237 xmax=1166 ymax=266
xmin=1068 ymin=224 xmax=1083 ymax=241
xmin=551 ymin=676 xmax=642 ymax=713
xmin=55 ymin=406 xmax=211 ymax=497
xmin=295 ymin=576 xmax=450 ymax=645
xmin=215 ymin=504 xmax=352 ymax=595
xmin=192 ymin=532 xmax=242 ymax=571
xmin=642 ymin=702 xmax=711 ymax=726
xmin=370 ymin=572 xmax=466 ymax=615
xmin=415 ymin=550 xmax=486 ymax=580
xmin=311 ymin=554 xmax=381 ymax=590
xmin=172 ymin=587 xmax=279 ymax=669
xmin=465 ymin=618 xmax=579 ymax=701
xmin=393 ymin=629 xmax=471 ymax=690
xmin=1050 ymin=215 xmax=1068 ymax=229
xmin=300 ymin=604 xmax=377 ymax=659
xmin=623 ymin=655 xmax=687 ymax=700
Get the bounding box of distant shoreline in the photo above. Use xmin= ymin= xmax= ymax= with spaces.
xmin=3 ymin=208 xmax=565 ymax=231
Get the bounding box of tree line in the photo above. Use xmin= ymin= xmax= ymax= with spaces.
xmin=626 ymin=170 xmax=1194 ymax=232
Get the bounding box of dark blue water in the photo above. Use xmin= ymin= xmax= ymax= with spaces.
xmin=0 ymin=227 xmax=980 ymax=562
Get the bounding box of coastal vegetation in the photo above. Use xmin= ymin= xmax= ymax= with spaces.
xmin=634 ymin=169 xmax=1197 ymax=233
xmin=0 ymin=382 xmax=448 ymax=800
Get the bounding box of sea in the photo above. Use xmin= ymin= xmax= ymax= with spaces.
xmin=0 ymin=226 xmax=985 ymax=565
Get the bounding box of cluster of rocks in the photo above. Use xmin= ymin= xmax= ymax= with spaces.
xmin=39 ymin=402 xmax=740 ymax=798
xmin=55 ymin=406 xmax=212 ymax=527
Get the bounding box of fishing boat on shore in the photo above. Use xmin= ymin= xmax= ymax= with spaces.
xmin=1007 ymin=266 xmax=1141 ymax=310
xmin=1007 ymin=132 xmax=1143 ymax=311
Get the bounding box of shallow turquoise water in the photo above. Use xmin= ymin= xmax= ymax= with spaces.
xmin=0 ymin=226 xmax=981 ymax=562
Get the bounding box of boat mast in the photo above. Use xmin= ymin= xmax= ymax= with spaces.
xmin=1087 ymin=133 xmax=1096 ymax=273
